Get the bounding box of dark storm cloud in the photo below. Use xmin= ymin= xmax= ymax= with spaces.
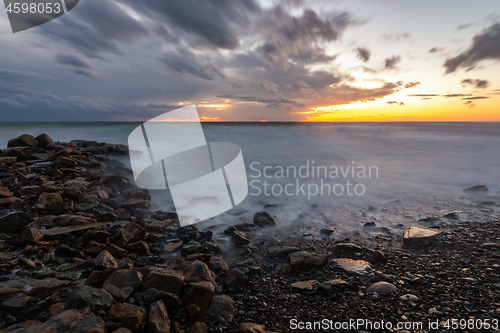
xmin=126 ymin=0 xmax=260 ymax=49
xmin=461 ymin=78 xmax=490 ymax=89
xmin=384 ymin=55 xmax=401 ymax=69
xmin=355 ymin=47 xmax=371 ymax=62
xmin=40 ymin=0 xmax=149 ymax=58
xmin=251 ymin=79 xmax=280 ymax=94
xmin=404 ymin=81 xmax=421 ymax=89
xmin=256 ymin=9 xmax=356 ymax=70
xmin=444 ymin=23 xmax=500 ymax=73
xmin=55 ymin=54 xmax=101 ymax=79
xmin=158 ymin=48 xmax=225 ymax=81
xmin=217 ymin=94 xmax=305 ymax=108
xmin=0 ymin=69 xmax=52 ymax=84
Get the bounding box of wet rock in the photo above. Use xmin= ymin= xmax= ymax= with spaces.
xmin=0 ymin=197 xmax=23 ymax=209
xmin=95 ymin=250 xmax=118 ymax=269
xmin=0 ymin=210 xmax=31 ymax=234
xmin=20 ymin=257 xmax=37 ymax=268
xmin=84 ymin=269 xmax=117 ymax=287
xmin=2 ymin=296 xmax=36 ymax=314
xmin=366 ymin=281 xmax=398 ymax=294
xmin=36 ymin=133 xmax=54 ymax=149
xmin=106 ymin=242 xmax=127 ymax=258
xmin=53 ymin=214 xmax=96 ymax=227
xmin=0 ymin=288 xmax=22 ymax=302
xmin=317 ymin=279 xmax=349 ymax=293
xmin=291 ymin=280 xmax=317 ymax=291
xmin=253 ymin=211 xmax=276 ymax=228
xmin=209 ymin=256 xmax=229 ymax=272
xmin=8 ymin=134 xmax=39 ymax=148
xmin=122 ymin=188 xmax=151 ymax=201
xmin=142 ymin=218 xmax=166 ymax=234
xmin=403 ymin=227 xmax=442 ymax=248
xmin=320 ymin=227 xmax=336 ymax=235
xmin=20 ymin=227 xmax=42 ymax=242
xmin=142 ymin=289 xmax=182 ymax=310
xmin=185 ymin=253 xmax=213 ymax=264
xmin=127 ymin=241 xmax=151 ymax=256
xmin=148 ymin=300 xmax=170 ymax=333
xmin=0 ymin=156 xmax=17 ymax=165
xmin=47 ymin=201 xmax=74 ymax=215
xmin=288 ymin=251 xmax=328 ymax=270
xmin=237 ymin=323 xmax=265 ymax=333
xmin=332 ymin=243 xmax=362 ymax=254
xmin=123 ymin=222 xmax=147 ymax=244
xmin=443 ymin=211 xmax=459 ymax=219
xmin=143 ymin=270 xmax=185 ymax=296
xmin=267 ymin=246 xmax=300 ymax=256
xmin=208 ymin=295 xmax=235 ymax=323
xmin=1 ymin=309 xmax=106 ymax=333
xmin=164 ymin=241 xmax=183 ymax=253
xmin=108 ymin=303 xmax=147 ymax=331
xmin=182 ymin=281 xmax=215 ymax=321
xmin=331 ymin=258 xmax=372 ymax=277
xmin=224 ymin=223 xmax=254 ymax=236
xmin=224 ymin=269 xmax=249 ymax=288
xmin=104 ymin=270 xmax=143 ymax=301
xmin=463 ymin=185 xmax=489 ymax=193
xmin=231 ymin=230 xmax=251 ymax=245
xmin=65 ymin=284 xmax=114 ymax=312
xmin=82 ymin=230 xmax=109 ymax=247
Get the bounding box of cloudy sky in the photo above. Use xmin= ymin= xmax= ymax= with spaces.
xmin=0 ymin=0 xmax=499 ymax=121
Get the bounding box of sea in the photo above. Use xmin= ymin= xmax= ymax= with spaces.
xmin=1 ymin=122 xmax=499 ymax=238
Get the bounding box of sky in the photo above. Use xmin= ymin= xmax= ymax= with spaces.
xmin=0 ymin=0 xmax=499 ymax=122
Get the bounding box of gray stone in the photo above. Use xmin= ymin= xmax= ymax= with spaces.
xmin=288 ymin=251 xmax=328 ymax=270
xmin=143 ymin=270 xmax=185 ymax=296
xmin=366 ymin=281 xmax=398 ymax=294
xmin=95 ymin=250 xmax=118 ymax=269
xmin=403 ymin=227 xmax=442 ymax=248
xmin=148 ymin=300 xmax=170 ymax=333
xmin=253 ymin=211 xmax=276 ymax=228
xmin=0 ymin=210 xmax=31 ymax=234
xmin=208 ymin=295 xmax=235 ymax=322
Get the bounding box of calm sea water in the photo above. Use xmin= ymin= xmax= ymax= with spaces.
xmin=1 ymin=122 xmax=499 ymax=234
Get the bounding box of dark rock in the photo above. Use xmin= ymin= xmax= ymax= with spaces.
xmin=108 ymin=303 xmax=147 ymax=331
xmin=317 ymin=279 xmax=349 ymax=293
xmin=224 ymin=223 xmax=255 ymax=236
xmin=55 ymin=244 xmax=84 ymax=258
xmin=64 ymin=284 xmax=114 ymax=312
xmin=164 ymin=241 xmax=183 ymax=253
xmin=320 ymin=227 xmax=336 ymax=235
xmin=1 ymin=309 xmax=106 ymax=333
xmin=105 ymin=242 xmax=127 ymax=258
xmin=122 ymin=188 xmax=151 ymax=201
xmin=208 ymin=295 xmax=235 ymax=323
xmin=148 ymin=300 xmax=170 ymax=333
xmin=231 ymin=230 xmax=251 ymax=245
xmin=142 ymin=289 xmax=182 ymax=311
xmin=47 ymin=201 xmax=74 ymax=215
xmin=288 ymin=251 xmax=328 ymax=270
xmin=95 ymin=250 xmax=118 ymax=269
xmin=123 ymin=222 xmax=148 ymax=244
xmin=253 ymin=211 xmax=276 ymax=228
xmin=0 ymin=185 xmax=12 ymax=197
xmin=463 ymin=185 xmax=489 ymax=193
xmin=143 ymin=270 xmax=185 ymax=296
xmin=209 ymin=256 xmax=229 ymax=272
xmin=224 ymin=269 xmax=249 ymax=288
xmin=0 ymin=210 xmax=30 ymax=234
xmin=8 ymin=134 xmax=39 ymax=148
xmin=331 ymin=258 xmax=372 ymax=277
xmin=372 ymin=250 xmax=388 ymax=263
xmin=20 ymin=228 xmax=42 ymax=242
xmin=103 ymin=270 xmax=143 ymax=301
xmin=182 ymin=281 xmax=215 ymax=321
xmin=127 ymin=241 xmax=150 ymax=255
xmin=36 ymin=133 xmax=54 ymax=148
xmin=332 ymin=243 xmax=362 ymax=254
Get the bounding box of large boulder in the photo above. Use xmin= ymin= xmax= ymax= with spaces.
xmin=288 ymin=251 xmax=328 ymax=270
xmin=148 ymin=300 xmax=170 ymax=333
xmin=108 ymin=303 xmax=147 ymax=331
xmin=7 ymin=134 xmax=39 ymax=148
xmin=143 ymin=269 xmax=185 ymax=296
xmin=208 ymin=295 xmax=235 ymax=322
xmin=182 ymin=281 xmax=215 ymax=321
xmin=36 ymin=133 xmax=54 ymax=148
xmin=103 ymin=270 xmax=143 ymax=301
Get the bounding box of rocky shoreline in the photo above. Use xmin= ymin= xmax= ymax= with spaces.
xmin=0 ymin=133 xmax=499 ymax=333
